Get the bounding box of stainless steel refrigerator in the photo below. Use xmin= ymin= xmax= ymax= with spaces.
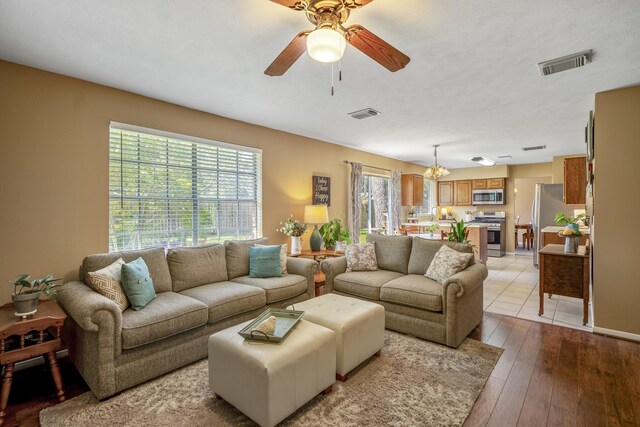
xmin=531 ymin=183 xmax=574 ymax=267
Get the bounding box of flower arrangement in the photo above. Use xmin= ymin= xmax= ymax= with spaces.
xmin=278 ymin=216 xmax=308 ymax=237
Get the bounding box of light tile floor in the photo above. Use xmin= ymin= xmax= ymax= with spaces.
xmin=483 ymin=253 xmax=593 ymax=332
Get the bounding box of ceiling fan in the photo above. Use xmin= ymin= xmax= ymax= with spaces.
xmin=264 ymin=0 xmax=411 ymax=76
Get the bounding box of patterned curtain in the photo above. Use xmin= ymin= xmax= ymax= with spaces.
xmin=389 ymin=170 xmax=402 ymax=235
xmin=348 ymin=163 xmax=363 ymax=243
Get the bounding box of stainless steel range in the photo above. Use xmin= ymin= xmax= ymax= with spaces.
xmin=471 ymin=211 xmax=506 ymax=257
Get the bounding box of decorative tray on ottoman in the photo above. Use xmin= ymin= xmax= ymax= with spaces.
xmin=238 ymin=308 xmax=305 ymax=343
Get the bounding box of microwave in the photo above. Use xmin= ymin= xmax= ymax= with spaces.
xmin=472 ymin=189 xmax=505 ymax=205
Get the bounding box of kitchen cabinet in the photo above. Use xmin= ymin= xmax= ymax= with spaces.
xmin=437 ymin=181 xmax=454 ymax=206
xmin=401 ymin=174 xmax=424 ymax=206
xmin=472 ymin=178 xmax=504 ymax=190
xmin=454 ymin=180 xmax=473 ymax=206
xmin=564 ymin=157 xmax=586 ymax=204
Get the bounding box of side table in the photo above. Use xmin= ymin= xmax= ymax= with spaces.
xmin=289 ymin=250 xmax=344 ymax=297
xmin=0 ymin=300 xmax=67 ymax=425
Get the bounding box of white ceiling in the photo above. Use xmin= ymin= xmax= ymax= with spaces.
xmin=1 ymin=0 xmax=639 ymax=168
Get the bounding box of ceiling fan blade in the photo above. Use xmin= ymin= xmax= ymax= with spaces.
xmin=346 ymin=25 xmax=410 ymax=72
xmin=344 ymin=0 xmax=374 ymax=8
xmin=268 ymin=0 xmax=307 ymax=10
xmin=264 ymin=31 xmax=309 ymax=76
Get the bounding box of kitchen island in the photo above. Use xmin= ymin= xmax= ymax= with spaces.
xmin=401 ymin=221 xmax=488 ymax=264
xmin=541 ymin=226 xmax=590 ymax=247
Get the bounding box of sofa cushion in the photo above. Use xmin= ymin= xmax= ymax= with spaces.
xmin=225 ymin=238 xmax=269 ymax=279
xmin=180 ymin=282 xmax=266 ymax=323
xmin=407 ymin=238 xmax=474 ymax=275
xmin=121 ymin=292 xmax=208 ymax=349
xmin=334 ymin=270 xmax=404 ymax=301
xmin=81 ymin=247 xmax=172 ymax=293
xmin=380 ymin=274 xmax=443 ymax=312
xmin=366 ymin=234 xmax=412 ymax=274
xmin=231 ymin=274 xmax=307 ymax=304
xmin=167 ymin=244 xmax=228 ymax=292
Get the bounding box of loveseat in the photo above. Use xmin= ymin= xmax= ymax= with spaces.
xmin=58 ymin=238 xmax=317 ymax=399
xmin=321 ymin=234 xmax=487 ymax=348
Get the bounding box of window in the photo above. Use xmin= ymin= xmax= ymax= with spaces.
xmin=109 ymin=123 xmax=262 ymax=252
xmin=360 ymin=174 xmax=390 ymax=241
xmin=416 ymin=179 xmax=436 ymax=215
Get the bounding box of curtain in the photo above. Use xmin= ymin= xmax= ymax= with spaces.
xmin=389 ymin=170 xmax=402 ymax=235
xmin=348 ymin=162 xmax=363 ymax=243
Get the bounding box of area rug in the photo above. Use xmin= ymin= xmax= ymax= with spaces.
xmin=40 ymin=331 xmax=502 ymax=426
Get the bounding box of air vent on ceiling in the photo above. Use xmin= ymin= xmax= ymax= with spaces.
xmin=538 ymin=50 xmax=592 ymax=76
xmin=497 ymin=155 xmax=512 ymax=159
xmin=521 ymin=145 xmax=547 ymax=151
xmin=348 ymin=108 xmax=381 ymax=120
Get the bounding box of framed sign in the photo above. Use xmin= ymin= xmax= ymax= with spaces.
xmin=312 ymin=176 xmax=331 ymax=206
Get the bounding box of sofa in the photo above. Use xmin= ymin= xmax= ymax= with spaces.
xmin=321 ymin=234 xmax=487 ymax=348
xmin=58 ymin=238 xmax=317 ymax=399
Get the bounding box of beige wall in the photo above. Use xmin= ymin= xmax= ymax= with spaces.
xmin=0 ymin=60 xmax=424 ymax=304
xmin=593 ymin=84 xmax=640 ymax=336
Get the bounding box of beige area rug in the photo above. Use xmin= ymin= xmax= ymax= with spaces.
xmin=41 ymin=331 xmax=502 ymax=426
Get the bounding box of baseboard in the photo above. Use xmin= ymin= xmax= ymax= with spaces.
xmin=593 ymin=326 xmax=640 ymax=343
xmin=14 ymin=349 xmax=69 ymax=372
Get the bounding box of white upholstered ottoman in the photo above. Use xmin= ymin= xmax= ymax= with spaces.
xmin=293 ymin=293 xmax=385 ymax=381
xmin=208 ymin=319 xmax=336 ymax=427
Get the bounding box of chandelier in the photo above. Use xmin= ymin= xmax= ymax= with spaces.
xmin=424 ymin=145 xmax=450 ymax=180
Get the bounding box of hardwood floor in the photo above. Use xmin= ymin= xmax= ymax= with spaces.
xmin=4 ymin=313 xmax=640 ymax=426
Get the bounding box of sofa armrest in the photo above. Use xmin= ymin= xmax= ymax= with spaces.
xmin=286 ymin=257 xmax=318 ymax=298
xmin=58 ymin=281 xmax=123 ymax=333
xmin=443 ymin=263 xmax=488 ymax=298
xmin=320 ymin=256 xmax=347 ymax=293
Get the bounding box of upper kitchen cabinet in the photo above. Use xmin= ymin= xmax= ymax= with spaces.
xmin=438 ymin=181 xmax=454 ymax=206
xmin=455 ymin=180 xmax=473 ymax=206
xmin=564 ymin=156 xmax=586 ymax=204
xmin=472 ymin=178 xmax=505 ymax=190
xmin=401 ymin=174 xmax=424 ymax=206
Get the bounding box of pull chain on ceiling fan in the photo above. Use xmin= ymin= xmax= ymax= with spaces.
xmin=264 ymin=0 xmax=411 ymax=77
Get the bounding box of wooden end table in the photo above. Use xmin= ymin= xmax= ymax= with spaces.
xmin=0 ymin=300 xmax=66 ymax=425
xmin=289 ymin=250 xmax=344 ymax=297
xmin=538 ymin=244 xmax=590 ymax=325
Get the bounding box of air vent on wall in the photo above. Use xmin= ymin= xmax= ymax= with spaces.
xmin=348 ymin=108 xmax=381 ymax=119
xmin=538 ymin=50 xmax=592 ymax=76
xmin=521 ymin=145 xmax=547 ymax=151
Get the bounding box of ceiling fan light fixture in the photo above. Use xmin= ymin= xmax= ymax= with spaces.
xmin=306 ymin=28 xmax=346 ymax=63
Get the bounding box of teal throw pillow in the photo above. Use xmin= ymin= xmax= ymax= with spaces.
xmin=249 ymin=245 xmax=283 ymax=278
xmin=121 ymin=257 xmax=156 ymax=311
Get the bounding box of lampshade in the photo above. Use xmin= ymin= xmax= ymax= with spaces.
xmin=307 ymin=28 xmax=346 ymax=63
xmin=304 ymin=205 xmax=329 ymax=224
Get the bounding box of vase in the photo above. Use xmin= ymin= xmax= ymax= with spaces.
xmin=12 ymin=292 xmax=40 ymax=317
xmin=334 ymin=241 xmax=347 ymax=254
xmin=465 ymin=214 xmax=473 ymax=222
xmin=564 ymin=235 xmax=579 ymax=254
xmin=568 ymin=223 xmax=580 ymax=232
xmin=290 ymin=236 xmax=302 ymax=255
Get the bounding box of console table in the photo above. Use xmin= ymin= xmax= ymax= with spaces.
xmin=0 ymin=300 xmax=66 ymax=425
xmin=289 ymin=250 xmax=345 ymax=297
xmin=538 ymin=244 xmax=589 ymax=325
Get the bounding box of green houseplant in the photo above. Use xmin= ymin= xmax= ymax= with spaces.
xmin=319 ymin=219 xmax=350 ymax=251
xmin=554 ymin=212 xmax=586 ymax=232
xmin=444 ymin=219 xmax=471 ymax=244
xmin=10 ymin=274 xmax=62 ymax=316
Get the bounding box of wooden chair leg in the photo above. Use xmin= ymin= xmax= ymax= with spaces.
xmin=45 ymin=352 xmax=65 ymax=402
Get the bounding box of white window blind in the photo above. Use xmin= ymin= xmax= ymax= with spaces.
xmin=108 ymin=123 xmax=262 ymax=252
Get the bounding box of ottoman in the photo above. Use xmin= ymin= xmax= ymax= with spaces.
xmin=208 ymin=319 xmax=336 ymax=427
xmin=293 ymin=293 xmax=385 ymax=381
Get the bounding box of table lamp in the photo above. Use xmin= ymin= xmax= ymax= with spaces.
xmin=304 ymin=205 xmax=329 ymax=251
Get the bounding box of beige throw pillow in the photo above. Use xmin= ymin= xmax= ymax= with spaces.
xmin=256 ymin=244 xmax=288 ymax=275
xmin=87 ymin=258 xmax=130 ymax=312
xmin=425 ymin=245 xmax=474 ymax=285
xmin=345 ymin=243 xmax=378 ymax=272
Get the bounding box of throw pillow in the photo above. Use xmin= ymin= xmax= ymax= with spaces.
xmin=256 ymin=243 xmax=288 ymax=275
xmin=425 ymin=245 xmax=474 ymax=285
xmin=345 ymin=242 xmax=378 ymax=272
xmin=87 ymin=258 xmax=130 ymax=312
xmin=121 ymin=257 xmax=157 ymax=311
xmin=248 ymin=245 xmax=283 ymax=278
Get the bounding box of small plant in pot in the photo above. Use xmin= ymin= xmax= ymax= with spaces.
xmin=319 ymin=219 xmax=350 ymax=253
xmin=554 ymin=212 xmax=586 ymax=232
xmin=10 ymin=274 xmax=62 ymax=317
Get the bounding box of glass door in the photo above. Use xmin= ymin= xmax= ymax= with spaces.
xmin=360 ymin=174 xmax=390 ymax=242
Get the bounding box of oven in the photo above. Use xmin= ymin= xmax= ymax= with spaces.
xmin=472 ymin=211 xmax=506 ymax=257
xmin=472 ymin=189 xmax=505 ymax=205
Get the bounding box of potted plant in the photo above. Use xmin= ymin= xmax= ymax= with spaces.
xmin=554 ymin=212 xmax=586 ymax=232
xmin=426 ymin=223 xmax=440 ymax=237
xmin=319 ymin=219 xmax=350 ymax=252
xmin=444 ymin=219 xmax=470 ymax=243
xmin=10 ymin=274 xmax=62 ymax=317
xmin=555 ymin=213 xmax=585 ymax=253
xmin=278 ymin=216 xmax=307 ymax=255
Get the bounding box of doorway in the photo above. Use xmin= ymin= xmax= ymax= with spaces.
xmin=513 ymin=177 xmax=551 ymax=255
